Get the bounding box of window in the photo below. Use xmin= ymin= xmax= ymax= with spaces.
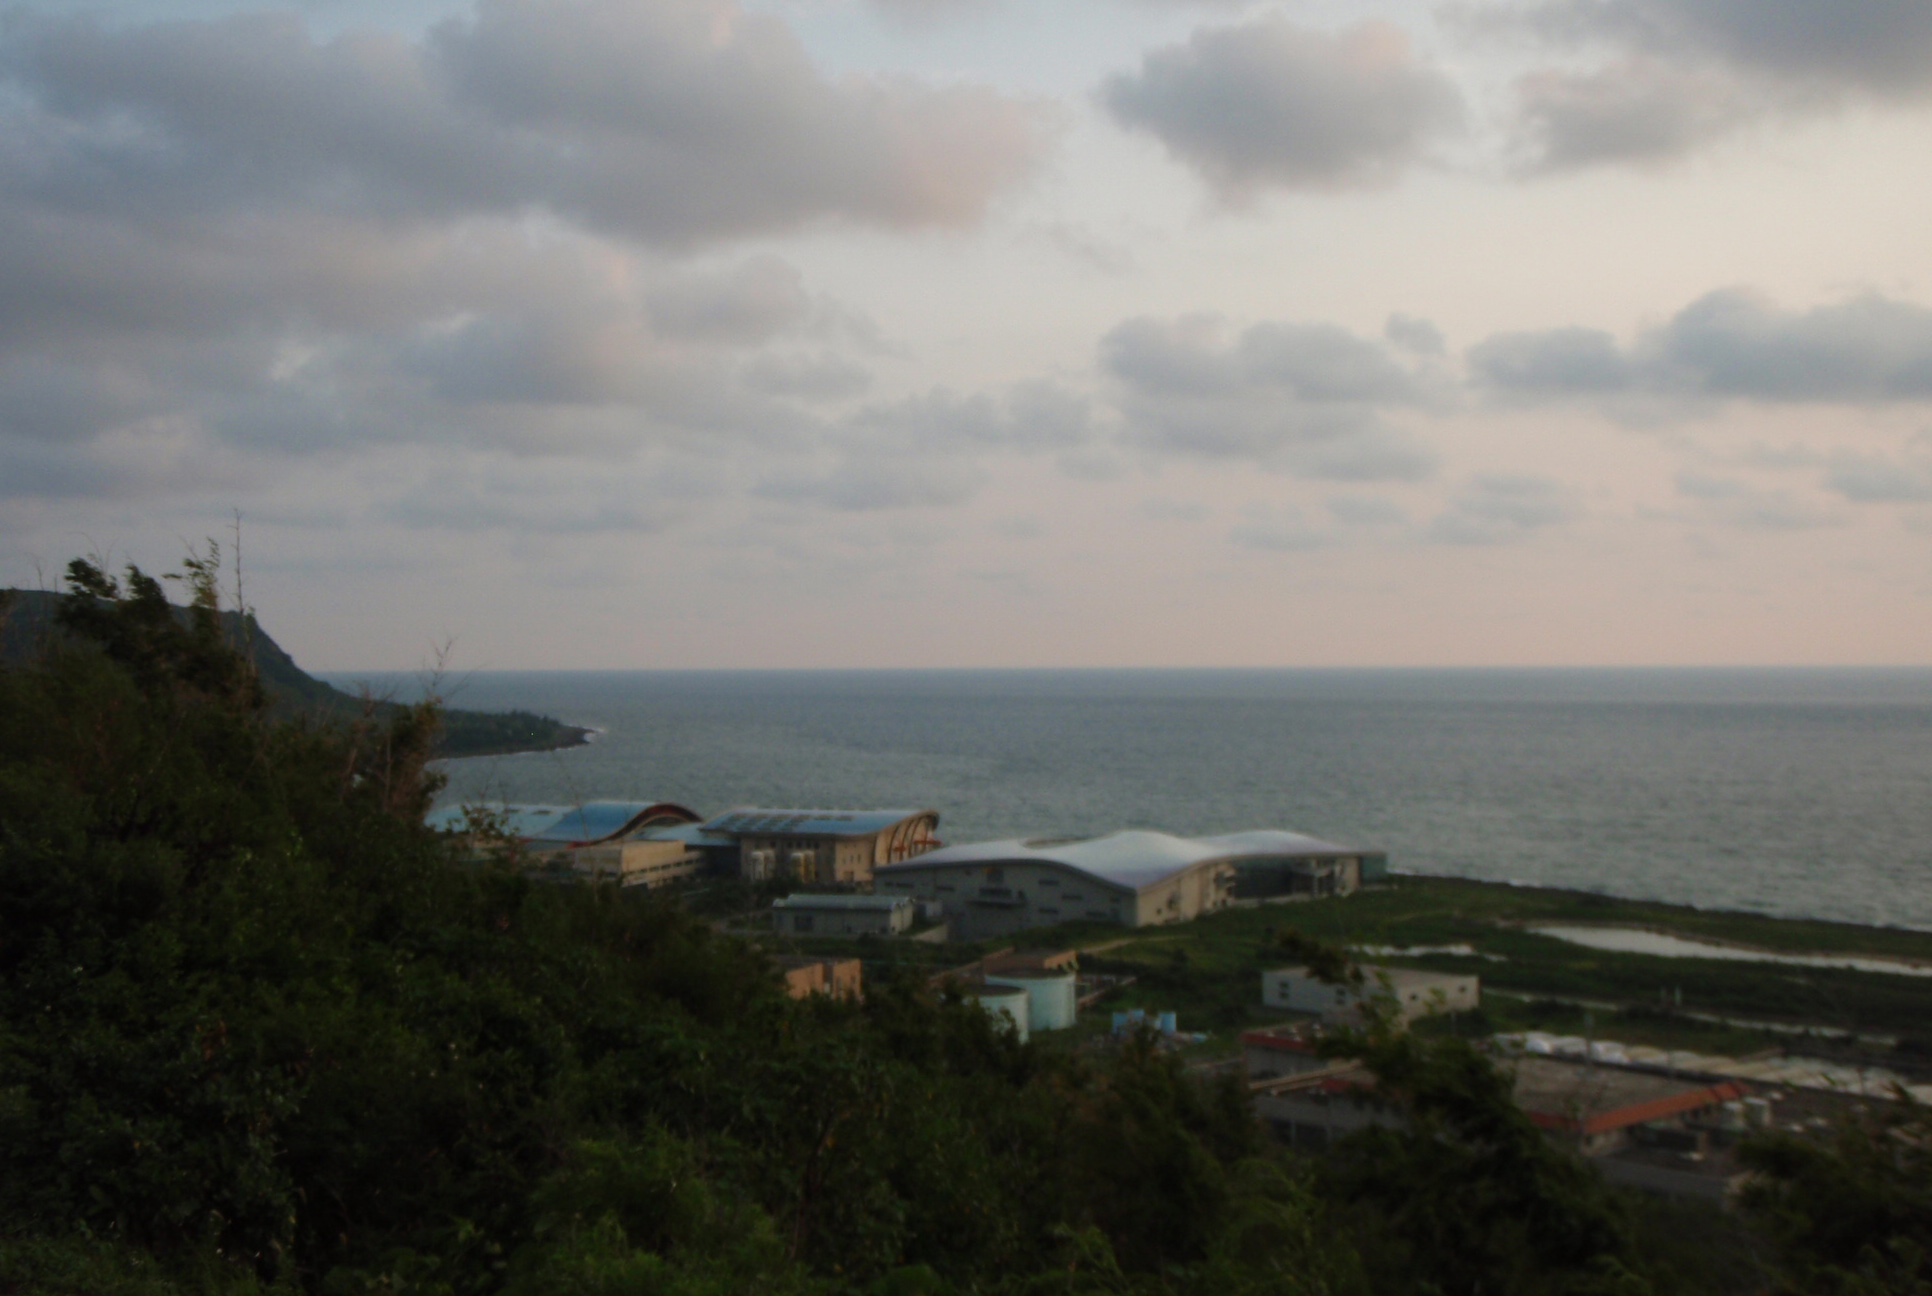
xmin=1038 ymin=876 xmax=1058 ymax=887
xmin=1039 ymin=907 xmax=1060 ymax=916
xmin=795 ymin=915 xmax=815 ymax=933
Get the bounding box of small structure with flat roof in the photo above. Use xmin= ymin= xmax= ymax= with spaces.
xmin=706 ymin=808 xmax=940 ymax=885
xmin=772 ymin=892 xmax=915 ymax=937
xmin=1263 ymin=964 xmax=1479 ymax=1025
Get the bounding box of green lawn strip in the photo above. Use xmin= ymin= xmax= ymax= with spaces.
xmin=1016 ymin=878 xmax=1932 ymax=1041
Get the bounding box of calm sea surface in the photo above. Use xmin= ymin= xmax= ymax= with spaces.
xmin=325 ymin=668 xmax=1932 ymax=932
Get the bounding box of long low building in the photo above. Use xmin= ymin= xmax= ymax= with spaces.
xmin=875 ymin=828 xmax=1369 ymax=942
xmin=1263 ymin=965 xmax=1480 ymax=1025
xmin=772 ymin=892 xmax=915 ymax=937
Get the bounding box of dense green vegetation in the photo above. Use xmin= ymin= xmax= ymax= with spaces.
xmin=1 ymin=556 xmax=1925 ymax=1295
xmin=0 ymin=586 xmax=590 ymax=760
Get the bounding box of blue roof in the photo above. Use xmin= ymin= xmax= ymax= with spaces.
xmin=425 ymin=800 xmax=701 ymax=844
xmin=638 ymin=823 xmax=738 ymax=849
xmin=877 ymin=828 xmax=1364 ymax=893
xmin=703 ymin=807 xmax=936 ymax=838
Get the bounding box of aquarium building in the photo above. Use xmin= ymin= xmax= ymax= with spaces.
xmin=876 ymin=828 xmax=1371 ymax=941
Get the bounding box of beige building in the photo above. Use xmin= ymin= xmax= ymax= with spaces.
xmin=1262 ymin=964 xmax=1479 ymax=1025
xmin=776 ymin=956 xmax=863 ymax=1000
xmin=704 ymin=808 xmax=941 ymax=885
xmin=531 ymin=838 xmax=706 ymax=889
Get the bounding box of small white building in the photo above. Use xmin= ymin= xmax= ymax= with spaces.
xmin=1262 ymin=964 xmax=1478 ymax=1025
xmin=772 ymin=892 xmax=915 ymax=937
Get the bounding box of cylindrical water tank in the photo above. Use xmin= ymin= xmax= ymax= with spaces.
xmin=970 ymin=986 xmax=1030 ymax=1044
xmin=988 ymin=973 xmax=1077 ymax=1032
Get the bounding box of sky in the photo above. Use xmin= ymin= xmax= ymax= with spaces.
xmin=2 ymin=0 xmax=1931 ymax=669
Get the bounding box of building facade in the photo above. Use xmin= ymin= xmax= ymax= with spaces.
xmin=704 ymin=808 xmax=941 ymax=885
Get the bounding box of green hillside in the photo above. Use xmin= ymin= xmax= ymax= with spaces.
xmin=0 ymin=588 xmax=589 ymax=760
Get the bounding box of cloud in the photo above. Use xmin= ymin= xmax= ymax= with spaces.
xmin=850 ymin=381 xmax=1096 ymax=453
xmin=376 ymin=466 xmax=687 ymax=533
xmin=0 ymin=1 xmax=1048 ymax=247
xmin=1466 ymin=0 xmax=1932 ymax=166
xmin=1824 ymin=454 xmax=1932 ymax=503
xmin=1101 ymin=17 xmax=1462 ymax=199
xmin=1426 ymin=474 xmax=1578 ymax=544
xmin=1673 ymin=472 xmax=1843 ymax=529
xmin=1384 ymin=313 xmax=1447 ymax=357
xmin=0 ymin=0 xmax=1057 ymax=523
xmin=1230 ymin=504 xmax=1325 ymax=552
xmin=755 ymin=455 xmax=986 ymax=511
xmin=743 ymin=379 xmax=1096 ymax=513
xmin=1328 ymin=494 xmax=1409 ymax=527
xmin=1471 ymin=289 xmax=1932 ymax=405
xmin=1101 ymin=313 xmax=1440 ymax=478
xmin=1515 ymin=60 xmax=1755 ymax=169
xmin=1468 ymin=326 xmax=1634 ymax=394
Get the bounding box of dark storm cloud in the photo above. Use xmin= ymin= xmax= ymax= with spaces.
xmin=1471 ymin=290 xmax=1932 ymax=403
xmin=1101 ymin=17 xmax=1463 ymax=198
xmin=1465 ymin=0 xmax=1932 ymax=167
xmin=1101 ymin=314 xmax=1440 ymax=478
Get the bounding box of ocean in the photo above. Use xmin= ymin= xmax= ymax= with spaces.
xmin=326 ymin=667 xmax=1932 ymax=932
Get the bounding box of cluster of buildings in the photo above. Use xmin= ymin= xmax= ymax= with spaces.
xmin=429 ymin=798 xmax=1387 ymax=945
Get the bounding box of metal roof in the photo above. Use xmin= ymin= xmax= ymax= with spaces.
xmin=1192 ymin=829 xmax=1360 ymax=858
xmin=772 ymin=893 xmax=913 ymax=911
xmin=875 ymin=828 xmax=1364 ymax=894
xmin=424 ymin=800 xmax=702 ymax=844
xmin=637 ymin=823 xmax=738 ymax=849
xmin=704 ymin=807 xmax=936 ymax=838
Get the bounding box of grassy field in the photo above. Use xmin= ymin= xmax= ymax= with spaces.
xmin=778 ymin=876 xmax=1932 ymax=1059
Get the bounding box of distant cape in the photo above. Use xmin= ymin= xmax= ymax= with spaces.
xmin=0 ymin=588 xmax=591 ymax=760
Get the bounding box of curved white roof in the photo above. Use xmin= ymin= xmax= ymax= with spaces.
xmin=877 ymin=828 xmax=1361 ymax=894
